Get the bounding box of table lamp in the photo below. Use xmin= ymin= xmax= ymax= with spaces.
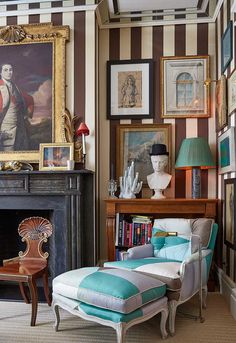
xmin=76 ymin=122 xmax=90 ymax=167
xmin=175 ymin=137 xmax=215 ymax=198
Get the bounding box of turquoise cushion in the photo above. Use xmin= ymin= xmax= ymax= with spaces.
xmin=151 ymin=228 xmax=166 ymax=254
xmin=156 ymin=236 xmax=191 ymax=261
xmin=53 ymin=267 xmax=166 ymax=314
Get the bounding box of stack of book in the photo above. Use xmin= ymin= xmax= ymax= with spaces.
xmin=115 ymin=213 xmax=153 ymax=248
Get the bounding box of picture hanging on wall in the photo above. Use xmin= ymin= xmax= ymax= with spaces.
xmin=228 ymin=68 xmax=236 ymax=116
xmin=221 ymin=21 xmax=233 ymax=73
xmin=160 ymin=55 xmax=210 ymax=118
xmin=116 ymin=124 xmax=171 ymax=184
xmin=107 ymin=59 xmax=154 ymax=119
xmin=224 ymin=178 xmax=236 ymax=250
xmin=216 ymin=75 xmax=227 ymax=131
xmin=218 ymin=127 xmax=236 ymax=174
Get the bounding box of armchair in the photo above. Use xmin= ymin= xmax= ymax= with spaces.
xmin=104 ymin=218 xmax=218 ymax=335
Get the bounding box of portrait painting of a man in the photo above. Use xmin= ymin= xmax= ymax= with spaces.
xmin=0 ymin=42 xmax=53 ymax=152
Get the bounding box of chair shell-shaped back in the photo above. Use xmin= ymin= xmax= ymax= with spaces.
xmin=18 ymin=217 xmax=53 ymax=260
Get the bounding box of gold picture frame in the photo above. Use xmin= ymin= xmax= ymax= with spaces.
xmin=216 ymin=75 xmax=227 ymax=132
xmin=116 ymin=124 xmax=171 ymax=184
xmin=160 ymin=55 xmax=210 ymax=118
xmin=0 ymin=23 xmax=69 ymax=162
xmin=39 ymin=142 xmax=74 ymax=171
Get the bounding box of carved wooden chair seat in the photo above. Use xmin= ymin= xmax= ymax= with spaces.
xmin=0 ymin=216 xmax=53 ymax=326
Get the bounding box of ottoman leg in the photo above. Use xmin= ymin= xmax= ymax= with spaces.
xmin=168 ymin=300 xmax=177 ymax=336
xmin=116 ymin=323 xmax=125 ymax=343
xmin=52 ymin=302 xmax=60 ymax=332
xmin=160 ymin=307 xmax=168 ymax=339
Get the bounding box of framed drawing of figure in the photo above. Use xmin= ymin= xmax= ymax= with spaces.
xmin=107 ymin=59 xmax=154 ymax=119
xmin=224 ymin=178 xmax=236 ymax=250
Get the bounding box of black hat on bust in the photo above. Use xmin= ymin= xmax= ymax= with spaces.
xmin=149 ymin=144 xmax=169 ymax=156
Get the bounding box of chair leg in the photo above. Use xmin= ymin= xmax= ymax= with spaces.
xmin=42 ymin=270 xmax=51 ymax=306
xmin=160 ymin=308 xmax=168 ymax=339
xmin=19 ymin=282 xmax=30 ymax=304
xmin=202 ymin=285 xmax=208 ymax=309
xmin=168 ymin=300 xmax=178 ymax=336
xmin=28 ymin=278 xmax=38 ymax=326
xmin=52 ymin=302 xmax=60 ymax=332
xmin=116 ymin=323 xmax=125 ymax=343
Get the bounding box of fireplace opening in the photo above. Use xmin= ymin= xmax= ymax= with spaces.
xmin=0 ymin=209 xmax=52 ymax=265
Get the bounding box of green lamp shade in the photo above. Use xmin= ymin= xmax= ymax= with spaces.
xmin=175 ymin=137 xmax=215 ymax=169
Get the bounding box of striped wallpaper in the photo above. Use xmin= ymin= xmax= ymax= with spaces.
xmin=217 ymin=0 xmax=236 ymax=283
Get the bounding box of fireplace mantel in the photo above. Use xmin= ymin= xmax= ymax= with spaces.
xmin=0 ymin=170 xmax=95 ymax=279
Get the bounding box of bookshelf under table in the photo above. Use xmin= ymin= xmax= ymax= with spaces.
xmin=104 ymin=198 xmax=219 ymax=262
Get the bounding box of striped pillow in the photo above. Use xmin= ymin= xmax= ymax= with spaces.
xmin=53 ymin=267 xmax=166 ymax=314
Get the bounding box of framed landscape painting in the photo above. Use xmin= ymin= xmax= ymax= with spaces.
xmin=107 ymin=59 xmax=154 ymax=119
xmin=224 ymin=178 xmax=236 ymax=250
xmin=0 ymin=23 xmax=69 ymax=162
xmin=116 ymin=124 xmax=171 ymax=184
xmin=39 ymin=143 xmax=74 ymax=171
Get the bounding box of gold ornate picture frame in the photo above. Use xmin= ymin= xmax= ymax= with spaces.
xmin=116 ymin=124 xmax=171 ymax=184
xmin=0 ymin=23 xmax=69 ymax=162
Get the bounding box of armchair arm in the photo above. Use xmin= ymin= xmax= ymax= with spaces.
xmin=122 ymin=244 xmax=154 ymax=260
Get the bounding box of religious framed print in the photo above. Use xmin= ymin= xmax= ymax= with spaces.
xmin=224 ymin=178 xmax=236 ymax=250
xmin=0 ymin=23 xmax=69 ymax=162
xmin=160 ymin=55 xmax=210 ymax=118
xmin=228 ymin=68 xmax=236 ymax=116
xmin=107 ymin=59 xmax=154 ymax=119
xmin=116 ymin=123 xmax=171 ymax=184
xmin=216 ymin=75 xmax=227 ymax=131
xmin=221 ymin=21 xmax=233 ymax=73
xmin=218 ymin=127 xmax=236 ymax=174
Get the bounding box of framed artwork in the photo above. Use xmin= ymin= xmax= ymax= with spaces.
xmin=228 ymin=68 xmax=236 ymax=115
xmin=39 ymin=143 xmax=74 ymax=171
xmin=160 ymin=55 xmax=210 ymax=118
xmin=221 ymin=21 xmax=233 ymax=73
xmin=216 ymin=75 xmax=227 ymax=131
xmin=224 ymin=178 xmax=236 ymax=250
xmin=0 ymin=23 xmax=69 ymax=162
xmin=107 ymin=59 xmax=154 ymax=119
xmin=116 ymin=124 xmax=171 ymax=184
xmin=218 ymin=127 xmax=236 ymax=174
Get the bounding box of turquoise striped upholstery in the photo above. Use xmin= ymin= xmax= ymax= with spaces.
xmin=53 ymin=267 xmax=166 ymax=314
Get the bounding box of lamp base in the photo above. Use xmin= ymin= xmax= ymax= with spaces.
xmin=192 ymin=167 xmax=201 ymax=199
xmin=82 ymin=154 xmax=86 ymax=169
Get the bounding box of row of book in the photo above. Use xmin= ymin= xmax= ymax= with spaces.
xmin=115 ymin=213 xmax=153 ymax=248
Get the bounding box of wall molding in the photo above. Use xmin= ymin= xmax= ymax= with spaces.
xmin=217 ymin=267 xmax=236 ymax=320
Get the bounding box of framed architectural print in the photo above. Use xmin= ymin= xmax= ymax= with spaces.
xmin=160 ymin=55 xmax=210 ymax=118
xmin=224 ymin=178 xmax=236 ymax=250
xmin=0 ymin=23 xmax=69 ymax=162
xmin=216 ymin=75 xmax=227 ymax=131
xmin=221 ymin=21 xmax=233 ymax=73
xmin=116 ymin=124 xmax=171 ymax=184
xmin=39 ymin=143 xmax=74 ymax=171
xmin=228 ymin=68 xmax=236 ymax=116
xmin=107 ymin=59 xmax=154 ymax=119
xmin=218 ymin=128 xmax=236 ymax=174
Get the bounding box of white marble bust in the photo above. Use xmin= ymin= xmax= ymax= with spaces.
xmin=147 ymin=144 xmax=172 ymax=199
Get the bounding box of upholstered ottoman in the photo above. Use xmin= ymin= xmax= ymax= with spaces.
xmin=52 ymin=267 xmax=168 ymax=342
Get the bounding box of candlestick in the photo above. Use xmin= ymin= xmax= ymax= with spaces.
xmin=82 ymin=133 xmax=86 ymax=155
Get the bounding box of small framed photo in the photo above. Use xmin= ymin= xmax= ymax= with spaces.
xmin=116 ymin=124 xmax=171 ymax=184
xmin=224 ymin=178 xmax=236 ymax=250
xmin=107 ymin=59 xmax=154 ymax=119
xmin=221 ymin=21 xmax=233 ymax=73
xmin=160 ymin=55 xmax=210 ymax=118
xmin=218 ymin=128 xmax=236 ymax=174
xmin=228 ymin=68 xmax=236 ymax=116
xmin=216 ymin=75 xmax=227 ymax=131
xmin=39 ymin=143 xmax=74 ymax=171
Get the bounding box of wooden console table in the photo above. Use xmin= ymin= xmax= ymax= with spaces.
xmin=105 ymin=198 xmax=218 ymax=261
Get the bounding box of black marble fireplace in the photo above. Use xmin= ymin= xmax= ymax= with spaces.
xmin=0 ymin=170 xmax=95 ymax=283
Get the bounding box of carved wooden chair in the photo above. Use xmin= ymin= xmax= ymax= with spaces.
xmin=0 ymin=216 xmax=53 ymax=326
